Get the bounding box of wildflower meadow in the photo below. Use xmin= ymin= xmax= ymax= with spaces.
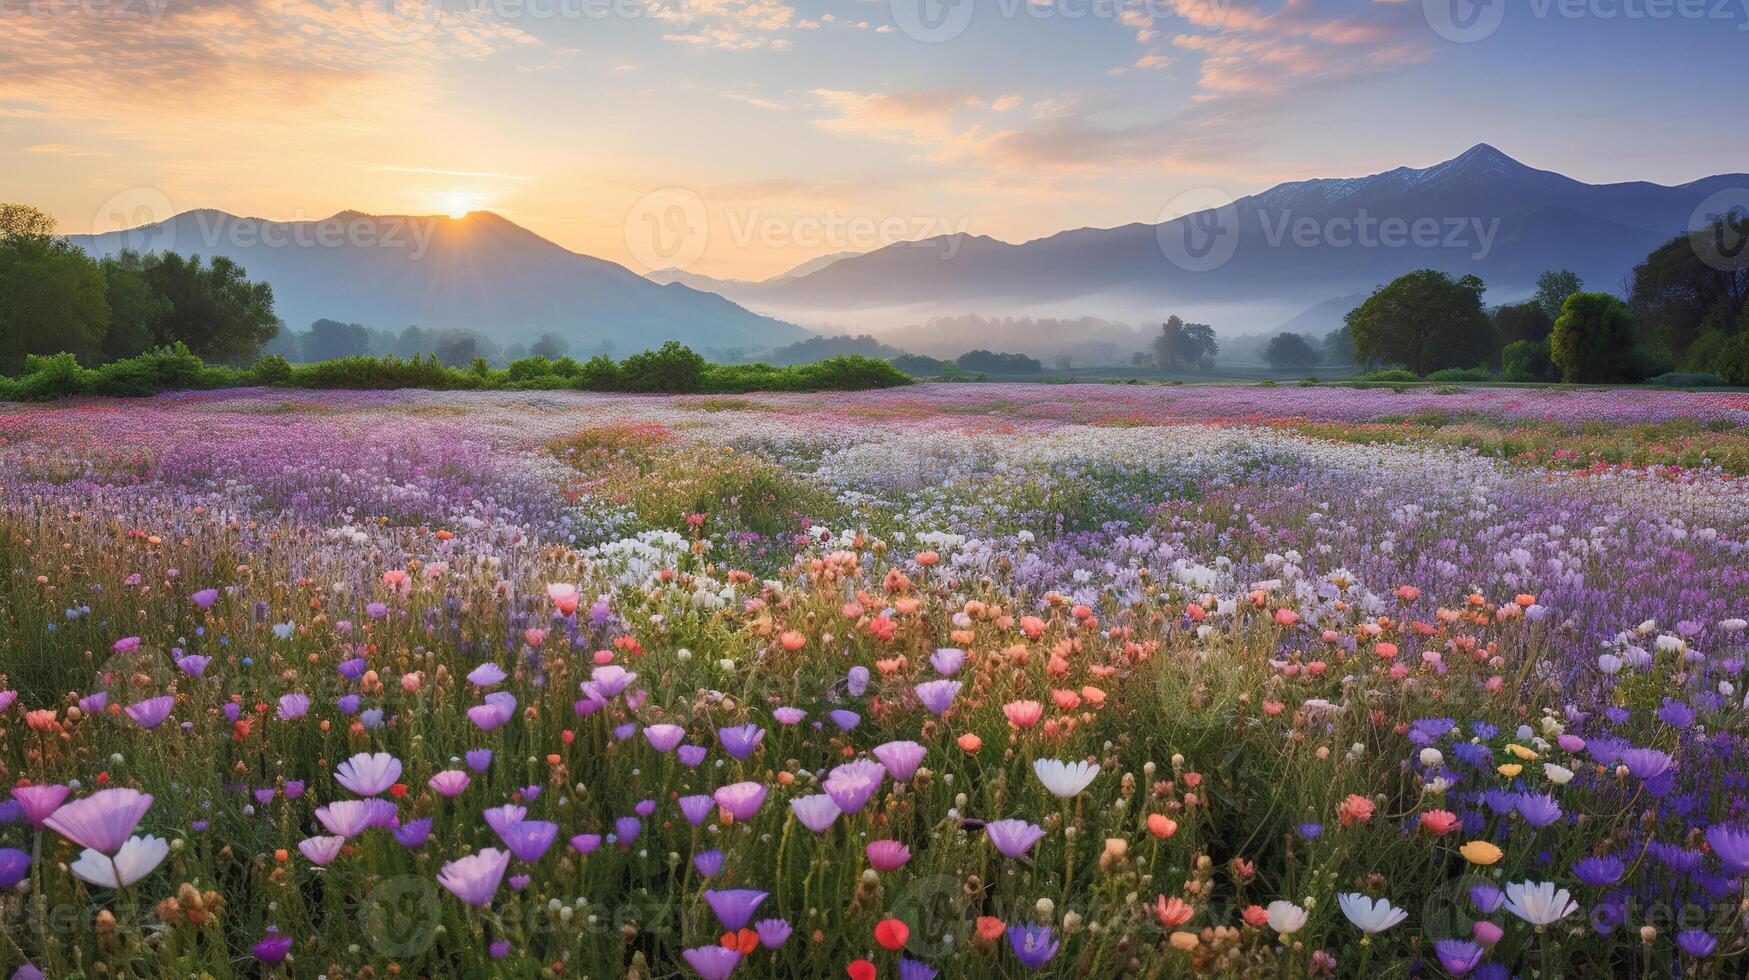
xmin=1 ymin=382 xmax=1747 ymax=978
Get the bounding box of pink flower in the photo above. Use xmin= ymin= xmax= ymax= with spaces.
xmin=45 ymin=788 xmax=154 ymax=854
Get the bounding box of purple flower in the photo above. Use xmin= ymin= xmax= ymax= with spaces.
xmin=847 ymin=665 xmax=870 ymax=697
xmin=191 ymin=588 xmax=219 ymax=610
xmin=1618 ymin=747 xmax=1673 ymax=780
xmin=1571 ymin=854 xmax=1625 ymax=887
xmin=1434 ymin=939 xmax=1484 ymax=977
xmin=773 ymin=707 xmax=806 ymax=725
xmin=1704 ymin=824 xmax=1749 ymax=873
xmin=175 ymin=656 xmax=210 ymax=678
xmin=338 ymin=658 xmax=367 ymax=681
xmin=467 ymin=662 xmax=507 ymax=687
xmin=1676 ymin=929 xmax=1717 ymax=958
xmin=465 ymin=749 xmax=494 ymax=773
xmin=867 ymin=839 xmax=911 ymax=872
xmin=125 ymin=696 xmax=175 ymax=730
xmin=614 ymin=815 xmax=642 ymax=843
xmin=678 ymin=795 xmax=715 ymax=826
xmin=335 ymin=752 xmax=403 ymax=797
xmin=693 ymin=849 xmax=724 ymax=877
xmin=1006 ymin=925 xmax=1059 ymax=969
xmin=985 ymin=819 xmax=1046 ymax=858
xmin=11 ymin=785 xmax=69 ymax=828
xmin=1515 ymin=793 xmax=1562 ymax=828
xmin=914 ymin=679 xmax=961 ymax=716
xmin=429 ymin=770 xmax=471 ymax=798
xmin=1469 ymin=885 xmax=1505 ymax=915
xmin=276 ymin=693 xmax=311 ymax=721
xmin=497 ymin=820 xmax=558 ymax=862
xmin=298 ymin=835 xmax=346 ymax=866
xmin=438 ymin=848 xmax=511 ymax=906
xmin=681 ymin=946 xmax=740 ymax=980
xmin=755 ymin=917 xmax=792 ymax=949
xmin=394 ymin=818 xmax=432 ymax=848
xmin=717 ymin=724 xmax=765 ymax=760
xmin=790 ymin=795 xmax=842 ymax=833
xmin=713 ymin=782 xmax=767 ymax=821
xmin=570 ymin=834 xmax=601 ymax=855
xmin=589 ymin=665 xmax=636 ymax=698
xmin=828 ymin=709 xmax=861 ymax=732
xmin=873 ymin=740 xmax=927 ymax=782
xmin=899 ymin=960 xmax=939 ymax=980
xmin=677 ymin=745 xmax=709 ymax=767
xmin=703 ymin=889 xmax=768 ymax=930
xmin=315 ymin=799 xmax=396 ymax=838
xmin=483 ymin=805 xmax=527 ymax=837
xmin=45 ymin=788 xmax=153 ymax=853
xmin=644 ymin=724 xmax=686 ymax=752
xmin=489 ymin=940 xmax=510 ymax=960
xmin=931 ymin=647 xmax=965 ymax=676
xmin=0 ymin=848 xmax=31 ymax=889
xmin=252 ymin=927 xmax=293 ymax=964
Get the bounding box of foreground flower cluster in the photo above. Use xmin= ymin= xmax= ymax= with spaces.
xmin=0 ymin=383 xmax=1745 ymax=978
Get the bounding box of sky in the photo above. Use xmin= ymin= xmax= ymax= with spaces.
xmin=4 ymin=0 xmax=1747 ymax=279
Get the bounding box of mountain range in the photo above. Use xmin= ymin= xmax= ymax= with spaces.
xmin=649 ymin=144 xmax=1748 ymax=335
xmin=68 ymin=210 xmax=808 ymax=352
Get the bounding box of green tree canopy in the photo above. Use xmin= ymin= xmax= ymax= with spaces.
xmin=1628 ymin=219 xmax=1748 ymax=360
xmin=0 ymin=204 xmax=110 ymax=374
xmin=1263 ymin=332 xmax=1321 ymax=369
xmin=1493 ymin=301 xmax=1553 ymax=348
xmin=1550 ymin=292 xmax=1640 ymax=383
xmin=1152 ymin=316 xmax=1218 ymax=371
xmin=1533 ymin=269 xmax=1583 ymax=322
xmin=141 ymin=252 xmax=279 ymax=365
xmin=1344 ymin=270 xmax=1494 ymax=376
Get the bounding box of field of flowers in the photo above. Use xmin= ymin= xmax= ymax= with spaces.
xmin=0 ymin=381 xmax=1746 ymax=978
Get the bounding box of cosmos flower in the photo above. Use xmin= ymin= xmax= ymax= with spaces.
xmin=483 ymin=805 xmax=527 ymax=836
xmin=467 ymin=663 xmax=507 ymax=687
xmin=497 ymin=820 xmax=558 ymax=862
xmin=11 ymin=785 xmax=70 ymax=828
xmin=930 ymin=647 xmax=965 ymax=675
xmin=1337 ymin=894 xmax=1407 ymax=934
xmin=1434 ymin=939 xmax=1485 ymax=976
xmin=984 ymin=819 xmax=1046 ymax=858
xmin=1703 ymin=824 xmax=1749 ymax=873
xmin=872 ymin=741 xmax=926 ymax=782
xmin=717 ymin=724 xmax=765 ymax=760
xmin=69 ymin=835 xmax=168 ymax=888
xmin=1265 ymin=901 xmax=1308 ymax=935
xmin=315 ymin=800 xmax=396 ymax=838
xmin=394 ymin=818 xmax=433 ymax=848
xmin=789 ymin=795 xmax=842 ymax=833
xmin=681 ymin=946 xmax=740 ymax=980
xmin=866 ymin=840 xmax=911 ymax=871
xmin=1571 ymin=854 xmax=1625 ymax=887
xmin=335 ymin=752 xmax=403 ymax=797
xmin=1502 ymin=881 xmax=1578 ymax=926
xmin=299 ymin=835 xmax=346 ymax=866
xmin=252 ymin=927 xmax=293 ymax=965
xmin=428 ymin=771 xmax=471 ymax=798
xmin=46 ymin=788 xmax=154 ymax=853
xmin=125 ymin=697 xmax=175 ymax=730
xmin=1006 ymin=925 xmax=1059 ymax=969
xmin=703 ymin=889 xmax=768 ymax=931
xmin=0 ymin=848 xmax=29 ymax=889
xmin=713 ymin=782 xmax=767 ymax=821
xmin=1032 ymin=759 xmax=1099 ymax=798
xmin=755 ymin=918 xmax=792 ymax=949
xmin=437 ymin=848 xmax=511 ymax=906
xmin=644 ymin=724 xmax=687 ymax=752
xmin=913 ymin=680 xmax=961 ymax=716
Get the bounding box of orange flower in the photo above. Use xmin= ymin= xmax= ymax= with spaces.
xmin=1019 ymin=615 xmax=1047 ymax=638
xmin=1336 ymin=793 xmax=1375 ymax=826
xmin=1147 ymin=813 xmax=1178 ymax=839
xmin=1273 ymin=608 xmax=1300 ymax=626
xmin=1241 ymin=904 xmax=1270 ymax=928
xmin=1153 ymin=895 xmax=1194 ymax=928
xmin=1080 ymin=686 xmax=1107 ymax=707
xmin=1051 ymin=689 xmax=1081 ymax=711
xmin=720 ymin=929 xmax=759 ymax=954
xmin=779 ymin=631 xmax=806 ymax=651
xmin=1419 ymin=809 xmax=1461 ymax=835
xmin=914 ymin=551 xmax=939 ymax=566
xmin=975 ymin=916 xmax=1006 ymax=942
xmin=957 ymin=733 xmax=982 ymax=753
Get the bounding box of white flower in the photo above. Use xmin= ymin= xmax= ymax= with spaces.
xmin=1418 ymin=748 xmax=1444 ymax=768
xmin=1337 ymin=893 xmax=1407 ymax=934
xmin=1503 ymin=880 xmax=1579 ymax=926
xmin=1265 ymin=900 xmax=1308 ymax=934
xmin=1543 ymin=764 xmax=1574 ymax=785
xmin=70 ymin=835 xmax=169 ymax=888
xmin=1032 ymin=759 xmax=1099 ymax=799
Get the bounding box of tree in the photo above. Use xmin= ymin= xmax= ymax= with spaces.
xmin=98 ymin=252 xmax=171 ymax=361
xmin=529 ymin=332 xmax=570 ymax=360
xmin=956 ymin=349 xmax=1042 ymax=375
xmin=0 ymin=204 xmax=109 ymax=374
xmin=1493 ymin=301 xmax=1553 ymax=347
xmin=1501 ymin=339 xmax=1555 ymax=382
xmin=1321 ymin=325 xmax=1356 ymax=366
xmin=1263 ymin=332 xmax=1321 ymax=370
xmin=620 ymin=341 xmax=706 ymax=393
xmin=1344 ymin=270 xmax=1494 ymax=376
xmin=1534 ymin=270 xmax=1583 ymax=322
xmin=434 ymin=333 xmax=479 ymax=368
xmin=142 ymin=252 xmax=278 ymax=364
xmin=1628 ymin=221 xmax=1748 ymax=361
xmin=1152 ymin=316 xmax=1218 ymax=371
xmin=1550 ymin=292 xmax=1640 ymax=383
xmin=303 ymin=319 xmax=372 ymax=361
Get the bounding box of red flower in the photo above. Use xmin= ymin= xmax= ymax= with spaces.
xmin=389 ymin=783 xmax=408 ymax=799
xmin=874 ymin=918 xmax=909 ymax=951
xmin=846 ymin=960 xmax=877 ymax=980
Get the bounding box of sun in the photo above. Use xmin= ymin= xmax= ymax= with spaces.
xmin=442 ymin=193 xmax=472 ymax=219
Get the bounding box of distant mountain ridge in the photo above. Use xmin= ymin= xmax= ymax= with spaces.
xmin=68 ymin=210 xmax=810 ymax=351
xmin=685 ymin=144 xmax=1747 ymax=332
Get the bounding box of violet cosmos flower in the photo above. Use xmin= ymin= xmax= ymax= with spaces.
xmin=713 ymin=782 xmax=767 ymax=821
xmin=693 ymin=849 xmax=724 ymax=877
xmin=590 ymin=665 xmax=636 ymax=699
xmin=125 ymin=697 xmax=175 ymax=730
xmin=614 ymin=816 xmax=642 ymax=843
xmin=1618 ymin=747 xmax=1673 ymax=780
xmin=45 ymin=788 xmax=154 ymax=853
xmin=612 ymin=723 xmax=639 ymax=742
xmin=717 ymin=724 xmax=765 ymax=761
xmin=1676 ymin=929 xmax=1717 ymax=958
xmin=175 ymin=655 xmax=210 ymax=678
xmin=483 ymin=805 xmax=527 ymax=837
xmin=677 ymin=745 xmax=709 ymax=768
xmin=1704 ymin=825 xmax=1749 ymax=873
xmin=931 ymin=647 xmax=965 ymax=676
xmin=773 ymin=707 xmax=806 ymax=725
xmin=70 ymin=835 xmax=168 ymax=888
xmin=298 ymin=835 xmax=346 ymax=866
xmin=900 ymin=960 xmax=939 ymax=980
xmin=702 ymin=889 xmax=768 ymax=931
xmin=1571 ymin=854 xmax=1625 ymax=886
xmin=497 ymin=820 xmax=558 ymax=862
xmin=681 ymin=946 xmax=740 ymax=980
xmin=438 ymin=848 xmax=510 ymax=907
xmin=1007 ymin=925 xmax=1059 ymax=969
xmin=570 ymin=834 xmax=601 ymax=855
xmin=755 ymin=918 xmax=792 ymax=949
xmin=1470 ymin=885 xmax=1505 ymax=914
xmin=789 ymin=795 xmax=842 ymax=833
xmin=867 ymin=840 xmax=911 ymax=872
xmin=12 ymin=785 xmax=70 ymax=828
xmin=428 ymin=770 xmax=471 ymax=798
xmin=190 ymin=588 xmax=219 ymax=610
xmin=335 ymin=752 xmax=403 ymax=797
xmin=828 ymin=710 xmax=861 ymax=732
xmin=315 ymin=799 xmax=396 ymax=838
xmin=644 ymin=724 xmax=687 ymax=753
xmin=1515 ymin=793 xmax=1562 ymax=828
xmin=678 ymin=795 xmax=715 ymax=826
xmin=985 ymin=819 xmax=1046 ymax=858
xmin=465 ymin=749 xmax=493 ymax=773
xmin=847 ymin=666 xmax=870 ymax=697
xmin=251 ymin=927 xmax=292 ymax=965
xmin=914 ymin=680 xmax=961 ymax=716
xmin=0 ymin=848 xmax=31 ymax=889
xmin=468 ymin=692 xmax=517 ymax=731
xmin=467 ymin=662 xmax=507 ymax=687
xmin=824 ymin=772 xmax=881 ymax=814
xmin=79 ymin=693 xmax=108 ymax=714
xmin=394 ymin=818 xmax=432 ymax=848
xmin=1434 ymin=939 xmax=1485 ymax=977
xmin=873 ymin=741 xmax=927 ymax=782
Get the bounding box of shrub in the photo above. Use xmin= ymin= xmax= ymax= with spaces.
xmin=1647 ymin=372 xmax=1725 ymax=388
xmin=1713 ymin=333 xmax=1749 ymax=386
xmin=620 ymin=341 xmax=706 ymax=394
xmin=251 ymin=353 xmax=293 ymax=386
xmin=1550 ymin=292 xmax=1640 ymax=383
xmin=1355 ymin=369 xmax=1420 ymax=383
xmin=571 ymin=355 xmax=625 ymax=391
xmin=1501 ymin=339 xmax=1556 ymax=383
xmin=1424 ymin=365 xmax=1492 ymax=383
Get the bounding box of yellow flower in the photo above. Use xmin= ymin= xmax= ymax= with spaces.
xmin=1505 ymin=743 xmax=1538 ymax=761
xmin=1460 ymin=840 xmax=1503 ymax=865
xmin=1497 ymin=763 xmax=1523 ymax=778
xmin=1169 ymin=931 xmax=1200 ymax=951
